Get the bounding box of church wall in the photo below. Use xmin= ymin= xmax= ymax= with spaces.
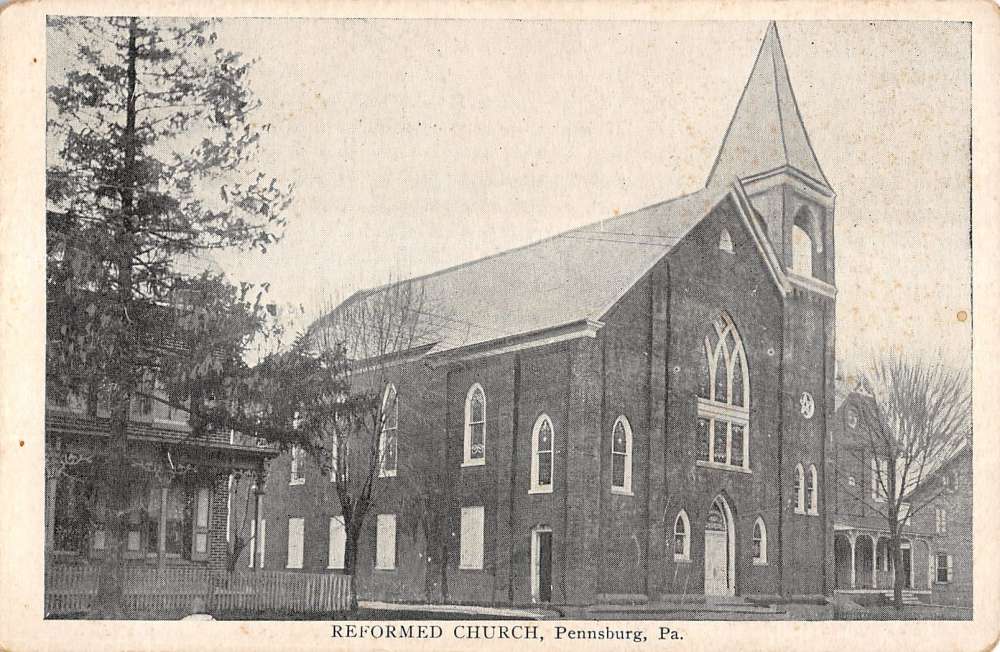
xmin=658 ymin=196 xmax=788 ymax=597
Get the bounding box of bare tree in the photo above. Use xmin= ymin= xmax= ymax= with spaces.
xmin=276 ymin=278 xmax=453 ymax=608
xmin=837 ymin=352 xmax=970 ymax=609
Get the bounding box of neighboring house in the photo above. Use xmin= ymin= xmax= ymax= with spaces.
xmin=45 ymin=350 xmax=277 ymax=578
xmin=829 ymin=390 xmax=971 ymax=608
xmin=263 ymin=22 xmax=837 ymax=606
xmin=907 ymin=443 xmax=972 ymax=608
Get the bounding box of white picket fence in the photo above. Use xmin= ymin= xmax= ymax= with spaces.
xmin=45 ymin=565 xmax=352 ymax=617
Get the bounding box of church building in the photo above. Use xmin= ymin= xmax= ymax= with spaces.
xmin=260 ymin=22 xmax=837 ymax=605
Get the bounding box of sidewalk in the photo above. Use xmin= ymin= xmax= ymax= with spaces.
xmin=358 ymin=600 xmax=559 ymax=620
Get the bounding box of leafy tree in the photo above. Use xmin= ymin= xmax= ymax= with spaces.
xmin=46 ymin=16 xmax=292 ymax=616
xmin=837 ymin=352 xmax=970 ymax=609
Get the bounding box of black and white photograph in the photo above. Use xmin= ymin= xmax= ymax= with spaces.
xmin=2 ymin=2 xmax=995 ymax=648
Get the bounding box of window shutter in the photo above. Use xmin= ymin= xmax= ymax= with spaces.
xmin=328 ymin=516 xmax=347 ymax=569
xmin=248 ymin=519 xmax=255 ymax=568
xmin=258 ymin=519 xmax=266 ymax=568
xmin=286 ymin=517 xmax=304 ymax=569
xmin=946 ymin=555 xmax=953 ymax=582
xmin=375 ymin=514 xmax=396 ymax=570
xmin=460 ymin=507 xmax=485 ymax=570
xmin=191 ymin=487 xmax=210 ymax=562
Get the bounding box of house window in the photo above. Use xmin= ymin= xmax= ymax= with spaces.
xmin=463 ymin=384 xmax=486 ymax=466
xmin=375 ymin=514 xmax=397 ymax=570
xmin=794 ymin=463 xmax=805 ymax=514
xmin=807 ymin=464 xmax=819 ymax=515
xmin=611 ymin=416 xmax=633 ymax=495
xmin=871 ymin=457 xmax=888 ymax=502
xmin=286 ymin=517 xmax=304 ymax=569
xmin=697 ymin=313 xmax=750 ymax=470
xmin=289 ymin=445 xmax=305 ymax=485
xmin=379 ymin=385 xmax=398 ymax=478
xmin=673 ymin=510 xmax=690 ymax=561
xmin=719 ymin=228 xmax=734 ymax=254
xmin=143 ymin=484 xmax=210 ymax=561
xmin=935 ymin=553 xmax=953 ymax=583
xmin=459 ymin=506 xmax=485 ymax=570
xmin=752 ymin=517 xmax=767 ymax=565
xmin=328 ymin=515 xmax=346 ymax=570
xmin=935 ymin=507 xmax=948 ymax=534
xmin=530 ymin=415 xmax=554 ymax=494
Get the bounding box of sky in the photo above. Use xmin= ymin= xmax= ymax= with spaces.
xmin=61 ymin=19 xmax=976 ymax=369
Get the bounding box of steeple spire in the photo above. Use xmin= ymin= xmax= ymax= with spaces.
xmin=706 ymin=22 xmax=830 ymax=190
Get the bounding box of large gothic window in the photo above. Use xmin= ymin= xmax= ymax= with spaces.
xmin=530 ymin=415 xmax=554 ymax=493
xmin=611 ymin=416 xmax=633 ymax=495
xmin=697 ymin=313 xmax=750 ymax=470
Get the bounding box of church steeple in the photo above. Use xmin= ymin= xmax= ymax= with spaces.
xmin=706 ymin=22 xmax=830 ymax=191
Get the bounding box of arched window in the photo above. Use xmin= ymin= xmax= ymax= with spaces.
xmin=719 ymin=228 xmax=734 ymax=254
xmin=792 ymin=224 xmax=813 ymax=277
xmin=808 ymin=464 xmax=819 ymax=514
xmin=697 ymin=313 xmax=750 ymax=469
xmin=752 ymin=517 xmax=768 ymax=565
xmin=463 ymin=384 xmax=486 ymax=466
xmin=794 ymin=463 xmax=805 ymax=513
xmin=379 ymin=384 xmax=398 ymax=477
xmin=673 ymin=510 xmax=690 ymax=561
xmin=611 ymin=416 xmax=633 ymax=495
xmin=530 ymin=415 xmax=554 ymax=494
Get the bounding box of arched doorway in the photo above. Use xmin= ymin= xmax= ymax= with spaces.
xmin=704 ymin=496 xmax=735 ymax=596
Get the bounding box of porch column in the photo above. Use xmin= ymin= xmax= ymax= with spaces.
xmin=849 ymin=535 xmax=856 ymax=589
xmin=871 ymin=539 xmax=878 ymax=589
xmin=157 ymin=484 xmax=169 ymax=576
xmin=45 ymin=473 xmax=58 ymax=551
xmin=252 ymin=465 xmax=265 ymax=571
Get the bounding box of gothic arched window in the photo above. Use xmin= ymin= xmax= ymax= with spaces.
xmin=752 ymin=517 xmax=768 ymax=564
xmin=379 ymin=384 xmax=398 ymax=478
xmin=673 ymin=510 xmax=690 ymax=561
xmin=794 ymin=463 xmax=805 ymax=513
xmin=697 ymin=312 xmax=750 ymax=469
xmin=464 ymin=384 xmax=486 ymax=466
xmin=530 ymin=415 xmax=554 ymax=494
xmin=611 ymin=416 xmax=633 ymax=495
xmin=808 ymin=464 xmax=819 ymax=514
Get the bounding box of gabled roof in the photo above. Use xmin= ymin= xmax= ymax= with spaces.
xmin=320 ymin=23 xmax=818 ymax=360
xmin=706 ymin=22 xmax=830 ymax=190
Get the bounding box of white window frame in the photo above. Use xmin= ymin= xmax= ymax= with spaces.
xmin=459 ymin=506 xmax=485 ymax=570
xmin=807 ymin=464 xmax=819 ymax=515
xmin=289 ymin=445 xmax=305 ymax=486
xmin=794 ymin=463 xmax=805 ymax=514
xmin=673 ymin=510 xmax=691 ymax=562
xmin=752 ymin=517 xmax=768 ymax=565
xmin=286 ymin=517 xmax=304 ymax=569
xmin=379 ymin=385 xmax=399 ymax=478
xmin=696 ymin=313 xmax=751 ymax=472
xmin=610 ymin=415 xmax=633 ymax=495
xmin=935 ymin=552 xmax=953 ymax=584
xmin=375 ymin=513 xmax=397 ymax=570
xmin=328 ymin=515 xmax=346 ymax=570
xmin=463 ymin=383 xmax=487 ymax=467
xmin=529 ymin=414 xmax=555 ymax=494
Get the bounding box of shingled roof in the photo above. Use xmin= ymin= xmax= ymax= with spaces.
xmin=323 ymin=22 xmax=822 ymax=359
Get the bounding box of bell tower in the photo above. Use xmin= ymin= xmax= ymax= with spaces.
xmin=705 ymin=22 xmax=835 ymax=288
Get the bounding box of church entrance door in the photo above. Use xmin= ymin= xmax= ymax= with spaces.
xmin=704 ymin=496 xmax=735 ymax=596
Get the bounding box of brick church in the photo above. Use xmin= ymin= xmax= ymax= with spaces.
xmin=260 ymin=22 xmax=837 ymax=604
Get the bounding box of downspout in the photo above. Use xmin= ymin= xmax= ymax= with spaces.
xmin=507 ymin=354 xmax=521 ymax=603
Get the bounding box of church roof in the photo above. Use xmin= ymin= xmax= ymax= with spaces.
xmin=321 ymin=23 xmax=815 ymax=360
xmin=706 ymin=22 xmax=830 ymax=190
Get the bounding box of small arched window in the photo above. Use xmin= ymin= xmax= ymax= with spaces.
xmin=463 ymin=384 xmax=486 ymax=466
xmin=611 ymin=416 xmax=633 ymax=495
xmin=673 ymin=510 xmax=690 ymax=561
xmin=719 ymin=228 xmax=734 ymax=254
xmin=792 ymin=224 xmax=814 ymax=277
xmin=794 ymin=463 xmax=805 ymax=514
xmin=752 ymin=517 xmax=768 ymax=565
xmin=808 ymin=464 xmax=819 ymax=514
xmin=530 ymin=415 xmax=554 ymax=494
xmin=379 ymin=384 xmax=398 ymax=478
